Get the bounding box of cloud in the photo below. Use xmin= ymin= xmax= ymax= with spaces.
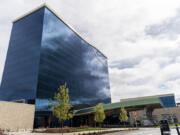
xmin=109 ymin=36 xmax=180 ymax=102
xmin=145 ymin=9 xmax=180 ymax=39
xmin=1 ymin=0 xmax=180 ymax=103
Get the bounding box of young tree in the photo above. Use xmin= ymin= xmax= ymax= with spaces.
xmin=119 ymin=107 xmax=128 ymax=127
xmin=94 ymin=103 xmax=106 ymax=127
xmin=50 ymin=83 xmax=76 ymax=132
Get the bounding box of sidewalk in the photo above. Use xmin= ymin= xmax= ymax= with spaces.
xmin=6 ymin=128 xmax=138 ymax=135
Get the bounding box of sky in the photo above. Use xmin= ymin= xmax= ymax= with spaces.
xmin=1 ymin=0 xmax=180 ymax=103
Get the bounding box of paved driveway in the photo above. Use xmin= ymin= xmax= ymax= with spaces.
xmin=7 ymin=128 xmax=179 ymax=135
xmin=105 ymin=128 xmax=178 ymax=135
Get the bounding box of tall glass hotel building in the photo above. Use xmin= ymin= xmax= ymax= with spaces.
xmin=0 ymin=5 xmax=111 ymax=126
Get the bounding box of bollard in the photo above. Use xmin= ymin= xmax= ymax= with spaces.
xmin=176 ymin=124 xmax=180 ymax=135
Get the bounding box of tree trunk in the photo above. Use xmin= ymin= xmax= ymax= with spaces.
xmin=61 ymin=121 xmax=64 ymax=135
xmin=71 ymin=119 xmax=72 ymax=127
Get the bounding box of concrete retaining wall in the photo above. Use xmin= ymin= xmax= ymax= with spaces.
xmin=0 ymin=101 xmax=35 ymax=131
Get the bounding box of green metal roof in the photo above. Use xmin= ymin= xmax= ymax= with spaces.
xmin=76 ymin=97 xmax=163 ymax=116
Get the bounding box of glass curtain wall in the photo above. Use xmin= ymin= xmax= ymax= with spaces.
xmin=35 ymin=8 xmax=111 ymax=111
xmin=0 ymin=8 xmax=44 ymax=102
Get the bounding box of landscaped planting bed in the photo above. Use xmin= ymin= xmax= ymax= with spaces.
xmin=34 ymin=127 xmax=138 ymax=134
xmin=34 ymin=127 xmax=108 ymax=133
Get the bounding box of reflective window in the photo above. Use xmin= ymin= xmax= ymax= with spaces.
xmin=0 ymin=7 xmax=111 ymax=109
xmin=0 ymin=8 xmax=45 ymax=101
xmin=35 ymin=8 xmax=111 ymax=111
xmin=160 ymin=96 xmax=176 ymax=108
xmin=161 ymin=114 xmax=177 ymax=124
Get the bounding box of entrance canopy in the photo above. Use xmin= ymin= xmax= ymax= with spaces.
xmin=75 ymin=97 xmax=164 ymax=116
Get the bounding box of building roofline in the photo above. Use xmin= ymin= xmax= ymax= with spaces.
xmin=13 ymin=3 xmax=46 ymax=23
xmin=120 ymin=93 xmax=175 ymax=102
xmin=75 ymin=97 xmax=163 ymax=116
xmin=12 ymin=3 xmax=108 ymax=58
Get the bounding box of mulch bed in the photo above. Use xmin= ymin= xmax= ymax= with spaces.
xmin=34 ymin=126 xmax=78 ymax=133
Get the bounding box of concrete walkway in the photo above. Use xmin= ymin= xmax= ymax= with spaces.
xmin=103 ymin=128 xmax=178 ymax=135
xmin=6 ymin=128 xmax=138 ymax=135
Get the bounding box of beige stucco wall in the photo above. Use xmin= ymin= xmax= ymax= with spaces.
xmin=129 ymin=107 xmax=180 ymax=125
xmin=0 ymin=101 xmax=35 ymax=131
xmin=153 ymin=106 xmax=180 ymax=122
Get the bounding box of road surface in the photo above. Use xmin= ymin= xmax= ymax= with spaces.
xmin=105 ymin=128 xmax=178 ymax=135
xmin=7 ymin=128 xmax=179 ymax=135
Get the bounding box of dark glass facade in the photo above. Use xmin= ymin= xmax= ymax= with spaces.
xmin=0 ymin=6 xmax=111 ymax=118
xmin=160 ymin=96 xmax=176 ymax=108
xmin=0 ymin=8 xmax=44 ymax=101
xmin=35 ymin=8 xmax=111 ymax=112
